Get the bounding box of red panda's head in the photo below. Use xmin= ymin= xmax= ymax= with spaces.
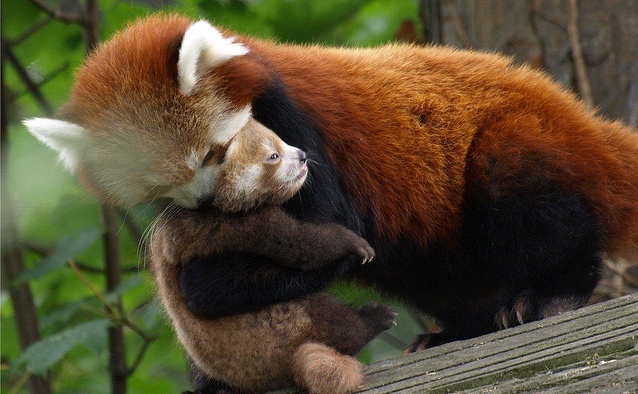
xmin=23 ymin=14 xmax=269 ymax=208
xmin=212 ymin=118 xmax=308 ymax=213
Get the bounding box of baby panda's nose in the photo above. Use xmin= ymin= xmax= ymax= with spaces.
xmin=299 ymin=150 xmax=307 ymax=163
xmin=195 ymin=195 xmax=215 ymax=211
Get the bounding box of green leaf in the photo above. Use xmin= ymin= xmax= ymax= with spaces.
xmin=39 ymin=299 xmax=95 ymax=330
xmin=105 ymin=274 xmax=145 ymax=303
xmin=327 ymin=0 xmax=420 ymax=46
xmin=141 ymin=298 xmax=164 ymax=330
xmin=13 ymin=228 xmax=102 ymax=286
xmin=250 ymin=0 xmax=370 ymax=43
xmin=14 ymin=319 xmax=112 ymax=376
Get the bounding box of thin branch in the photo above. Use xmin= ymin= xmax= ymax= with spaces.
xmin=2 ymin=55 xmax=53 ymax=394
xmin=71 ymin=259 xmax=150 ymax=332
xmin=22 ymin=241 xmax=141 ymax=273
xmin=2 ymin=38 xmax=53 ymax=115
xmin=126 ymin=333 xmax=156 ymax=377
xmin=8 ymin=370 xmax=32 ymax=394
xmin=27 ymin=0 xmax=85 ymax=24
xmin=70 ymin=260 xmax=120 ymax=317
xmin=567 ymin=0 xmax=594 ymax=108
xmin=37 ymin=61 xmax=71 ymax=87
xmin=6 ymin=17 xmax=53 ymax=47
xmin=84 ymin=0 xmax=100 ymax=52
xmin=445 ymin=0 xmax=474 ymax=49
xmin=100 ymin=204 xmax=128 ymax=394
xmin=69 ymin=260 xmax=157 ymax=378
xmin=117 ymin=208 xmax=145 ymax=248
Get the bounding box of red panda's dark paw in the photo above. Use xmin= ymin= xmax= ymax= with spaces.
xmin=405 ymin=332 xmax=452 ymax=353
xmin=357 ymin=302 xmax=397 ymax=333
xmin=496 ymin=290 xmax=536 ymax=329
xmin=405 ymin=334 xmax=431 ymax=353
xmin=495 ymin=290 xmax=586 ymax=329
xmin=350 ymin=238 xmax=375 ymax=265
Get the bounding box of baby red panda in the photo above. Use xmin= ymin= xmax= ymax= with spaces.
xmin=24 ymin=13 xmax=638 ymax=392
xmin=149 ymin=118 xmax=396 ymax=394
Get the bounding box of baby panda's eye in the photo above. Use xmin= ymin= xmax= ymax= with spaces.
xmin=268 ymin=153 xmax=279 ymax=161
xmin=202 ymin=149 xmax=216 ymax=166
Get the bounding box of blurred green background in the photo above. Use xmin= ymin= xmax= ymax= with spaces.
xmin=2 ymin=1 xmax=424 ymax=393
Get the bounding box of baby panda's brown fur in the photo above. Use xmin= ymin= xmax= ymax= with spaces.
xmin=149 ymin=119 xmax=396 ymax=394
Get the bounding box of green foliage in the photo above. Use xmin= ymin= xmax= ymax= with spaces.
xmin=2 ymin=1 xmax=421 ymax=393
xmin=14 ymin=319 xmax=112 ymax=376
xmin=12 ymin=229 xmax=102 ymax=287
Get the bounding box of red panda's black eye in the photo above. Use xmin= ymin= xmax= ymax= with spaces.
xmin=269 ymin=153 xmax=279 ymax=160
xmin=202 ymin=150 xmax=216 ymax=166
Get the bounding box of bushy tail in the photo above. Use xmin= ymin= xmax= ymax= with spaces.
xmin=290 ymin=343 xmax=364 ymax=394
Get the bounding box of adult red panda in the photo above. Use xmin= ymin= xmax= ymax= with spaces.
xmin=24 ymin=14 xmax=638 ymax=393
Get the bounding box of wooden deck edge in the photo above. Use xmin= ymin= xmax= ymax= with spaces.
xmin=273 ymin=292 xmax=638 ymax=393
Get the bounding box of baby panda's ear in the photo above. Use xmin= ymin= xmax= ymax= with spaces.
xmin=177 ymin=20 xmax=249 ymax=95
xmin=23 ymin=118 xmax=87 ymax=173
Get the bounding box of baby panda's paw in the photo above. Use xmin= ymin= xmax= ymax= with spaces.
xmin=326 ymin=224 xmax=375 ymax=265
xmin=358 ymin=302 xmax=397 ymax=335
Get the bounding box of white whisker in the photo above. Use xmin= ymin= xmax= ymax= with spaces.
xmin=140 ymin=201 xmax=179 ymax=270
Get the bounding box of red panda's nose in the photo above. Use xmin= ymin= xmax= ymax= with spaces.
xmin=299 ymin=150 xmax=307 ymax=163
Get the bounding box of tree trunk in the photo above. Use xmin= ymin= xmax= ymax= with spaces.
xmin=420 ymin=0 xmax=638 ymax=125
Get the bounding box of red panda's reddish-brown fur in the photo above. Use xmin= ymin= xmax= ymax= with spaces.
xmin=46 ymin=13 xmax=638 ymax=392
xmin=63 ymin=17 xmax=189 ymax=127
xmin=64 ymin=15 xmax=638 ymax=257
xmin=238 ymin=42 xmax=638 ymax=255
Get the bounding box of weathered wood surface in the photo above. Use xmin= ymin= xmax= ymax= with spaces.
xmin=275 ymin=292 xmax=638 ymax=393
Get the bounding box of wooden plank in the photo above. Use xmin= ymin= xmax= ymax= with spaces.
xmin=273 ymin=293 xmax=638 ymax=393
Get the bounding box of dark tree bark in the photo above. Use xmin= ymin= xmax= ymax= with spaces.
xmin=1 ymin=41 xmax=54 ymax=394
xmin=420 ymin=0 xmax=638 ymax=125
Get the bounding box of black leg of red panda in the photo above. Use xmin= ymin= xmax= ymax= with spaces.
xmin=462 ymin=158 xmax=603 ymax=330
xmin=359 ymin=153 xmax=604 ymax=351
xmin=181 ymin=253 xmax=350 ymax=319
xmin=404 ymin=159 xmax=604 ymax=350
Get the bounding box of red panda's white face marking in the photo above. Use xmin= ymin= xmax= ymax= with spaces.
xmin=212 ymin=118 xmax=308 ymax=212
xmin=156 ymin=106 xmax=252 ymax=208
xmin=23 ymin=19 xmax=253 ymax=209
xmin=23 ymin=104 xmax=251 ymax=209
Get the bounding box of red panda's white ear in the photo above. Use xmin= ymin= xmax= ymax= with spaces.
xmin=178 ymin=20 xmax=249 ymax=95
xmin=23 ymin=118 xmax=87 ymax=173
